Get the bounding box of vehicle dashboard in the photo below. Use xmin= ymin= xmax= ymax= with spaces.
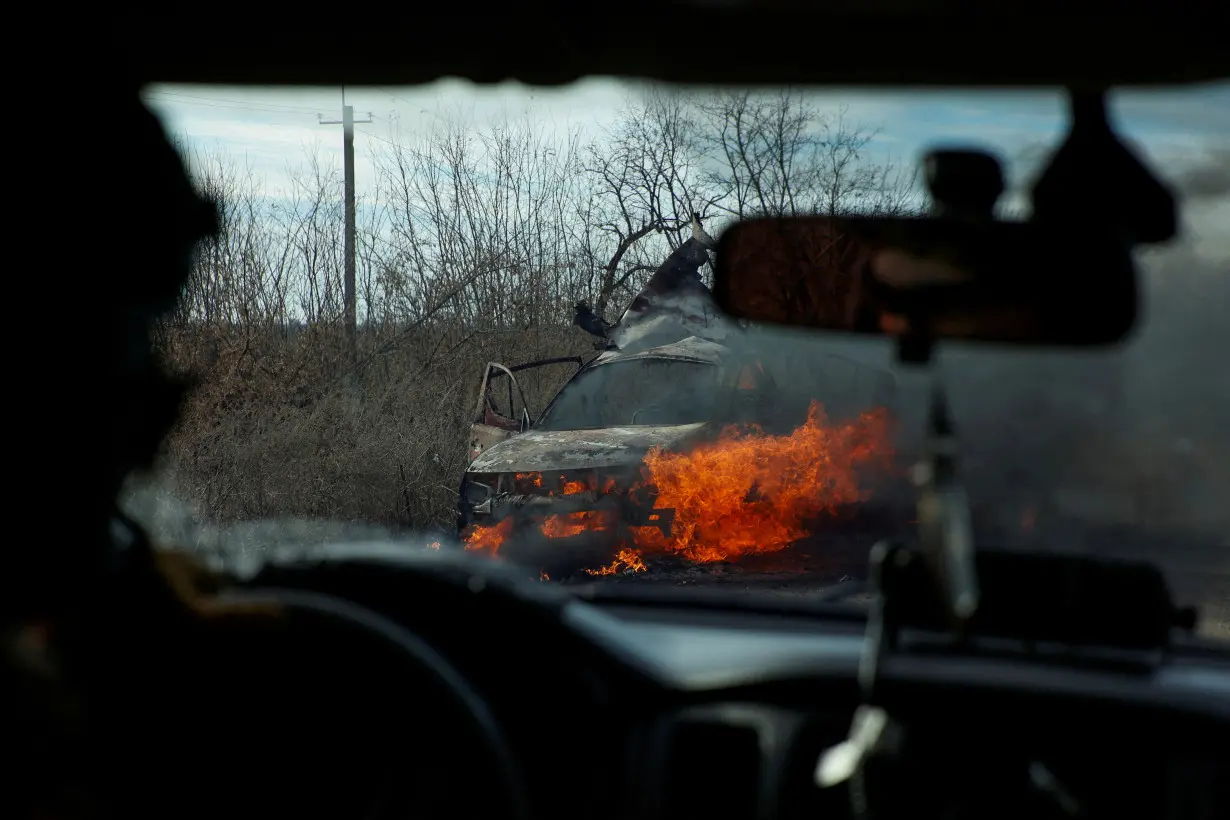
xmin=232 ymin=546 xmax=1230 ymax=820
xmin=567 ymin=600 xmax=1230 ymax=820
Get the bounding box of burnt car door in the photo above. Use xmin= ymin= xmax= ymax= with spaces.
xmin=466 ymin=357 xmax=584 ymax=463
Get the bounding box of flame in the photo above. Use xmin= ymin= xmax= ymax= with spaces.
xmin=541 ymin=510 xmax=615 ymax=538
xmin=463 ymin=473 xmax=607 ymax=555
xmin=462 ymin=400 xmax=894 ymax=571
xmin=631 ymin=401 xmax=893 ymax=562
xmin=464 ymin=517 xmax=513 ymax=553
xmin=584 ymin=548 xmax=648 ymax=576
xmin=427 ymin=540 xmax=441 ymax=550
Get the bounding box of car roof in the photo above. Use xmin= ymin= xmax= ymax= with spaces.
xmin=592 ymin=336 xmax=728 ymax=366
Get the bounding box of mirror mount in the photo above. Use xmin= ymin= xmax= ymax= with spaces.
xmin=913 ymin=381 xmax=979 ymax=633
xmin=889 ymin=146 xmax=1008 ymax=368
xmin=1030 ymin=88 xmax=1177 ymax=245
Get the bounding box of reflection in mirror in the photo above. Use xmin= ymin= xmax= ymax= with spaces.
xmin=713 ymin=216 xmax=1138 ymax=347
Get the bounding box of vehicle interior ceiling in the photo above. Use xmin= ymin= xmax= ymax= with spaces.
xmin=31 ymin=4 xmax=1228 ymax=820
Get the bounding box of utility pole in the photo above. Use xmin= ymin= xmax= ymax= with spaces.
xmin=318 ymin=87 xmax=373 ymax=365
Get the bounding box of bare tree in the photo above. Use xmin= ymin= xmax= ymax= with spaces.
xmin=371 ymin=113 xmax=589 ymax=331
xmin=693 ymin=89 xmax=918 ymax=221
xmin=175 ymin=147 xmax=293 ymax=329
xmin=580 ymin=91 xmax=722 ymax=316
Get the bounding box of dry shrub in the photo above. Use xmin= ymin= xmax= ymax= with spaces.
xmin=157 ymin=320 xmax=596 ymax=535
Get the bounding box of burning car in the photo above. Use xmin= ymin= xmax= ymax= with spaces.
xmin=459 ymin=334 xmax=790 ymax=571
xmin=457 ymin=215 xmax=903 ymax=577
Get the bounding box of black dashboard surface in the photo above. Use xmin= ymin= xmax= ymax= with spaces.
xmin=238 ymin=548 xmax=1230 ymax=820
xmin=570 ymin=598 xmax=1230 ymax=711
xmin=562 ymin=602 xmax=867 ymax=690
xmin=570 ymin=597 xmax=1230 ymax=820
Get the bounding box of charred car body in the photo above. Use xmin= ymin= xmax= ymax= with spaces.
xmin=458 ymin=216 xmax=900 ymax=574
xmin=460 ymin=336 xmax=787 ymax=570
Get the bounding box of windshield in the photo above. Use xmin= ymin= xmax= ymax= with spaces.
xmin=131 ymin=80 xmax=1229 ymax=640
xmin=536 ymin=359 xmax=720 ymax=430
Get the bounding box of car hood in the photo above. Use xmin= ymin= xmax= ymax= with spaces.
xmin=468 ymin=422 xmax=716 ymax=474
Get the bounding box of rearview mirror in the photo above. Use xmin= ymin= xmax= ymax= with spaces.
xmin=713 ymin=216 xmax=1138 ymax=347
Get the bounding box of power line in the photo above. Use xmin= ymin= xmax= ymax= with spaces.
xmin=144 ymin=95 xmax=322 ymax=118
xmin=354 ymin=123 xmax=401 ymax=149
xmin=376 ymin=86 xmax=420 ymax=108
xmin=374 ymin=88 xmax=454 ymax=128
xmin=146 ymin=90 xmax=321 ymax=114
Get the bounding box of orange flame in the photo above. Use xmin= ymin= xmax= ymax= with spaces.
xmin=462 ymin=400 xmax=894 ymax=572
xmin=632 ymin=401 xmax=893 ymax=562
xmin=584 ymin=548 xmax=648 ymax=576
xmin=464 ymin=517 xmax=513 ymax=554
xmin=541 ymin=510 xmax=615 ymax=538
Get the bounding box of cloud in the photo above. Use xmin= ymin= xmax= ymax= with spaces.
xmin=145 ymin=81 xmax=1228 ymax=257
xmin=145 ymin=79 xmax=648 ymax=196
xmin=146 ymin=81 xmax=1229 ymax=264
xmin=1113 ymin=82 xmax=1230 ymax=134
xmin=144 ymin=81 xmax=1220 ymax=197
xmin=1167 ymin=147 xmax=1230 ymax=201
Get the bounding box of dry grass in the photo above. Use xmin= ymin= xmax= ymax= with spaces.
xmin=154 ymin=320 xmax=596 ymax=537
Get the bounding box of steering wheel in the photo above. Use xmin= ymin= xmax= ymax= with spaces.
xmin=188 ymin=586 xmax=532 ymax=820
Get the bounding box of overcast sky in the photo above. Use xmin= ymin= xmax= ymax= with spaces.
xmin=143 ymin=80 xmax=1226 ymax=184
xmin=144 ymin=79 xmax=1227 ymax=260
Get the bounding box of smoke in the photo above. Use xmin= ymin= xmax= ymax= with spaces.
xmin=740 ymin=153 xmax=1229 ymax=608
xmin=934 ymin=244 xmax=1230 ymax=539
